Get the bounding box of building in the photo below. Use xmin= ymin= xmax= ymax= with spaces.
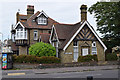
xmin=2 ymin=39 xmax=12 ymax=53
xmin=11 ymin=5 xmax=58 ymax=55
xmin=11 ymin=5 xmax=107 ymax=63
xmin=49 ymin=5 xmax=107 ymax=63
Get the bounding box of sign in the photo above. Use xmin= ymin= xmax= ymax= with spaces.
xmin=64 ymin=52 xmax=72 ymax=54
xmin=2 ymin=54 xmax=7 ymax=69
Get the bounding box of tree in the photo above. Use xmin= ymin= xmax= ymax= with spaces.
xmin=29 ymin=42 xmax=56 ymax=57
xmin=88 ymin=2 xmax=120 ymax=50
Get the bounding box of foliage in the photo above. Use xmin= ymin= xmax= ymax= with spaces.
xmin=88 ymin=2 xmax=120 ymax=49
xmin=105 ymin=53 xmax=117 ymax=61
xmin=29 ymin=42 xmax=56 ymax=57
xmin=13 ymin=55 xmax=60 ymax=64
xmin=78 ymin=55 xmax=97 ymax=62
xmin=36 ymin=56 xmax=61 ymax=64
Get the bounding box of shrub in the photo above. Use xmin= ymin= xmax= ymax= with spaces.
xmin=78 ymin=54 xmax=97 ymax=62
xmin=106 ymin=53 xmax=117 ymax=61
xmin=13 ymin=55 xmax=60 ymax=64
xmin=14 ymin=55 xmax=26 ymax=63
xmin=37 ymin=56 xmax=61 ymax=64
xmin=29 ymin=42 xmax=56 ymax=57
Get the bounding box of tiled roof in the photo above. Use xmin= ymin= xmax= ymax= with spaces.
xmin=19 ymin=14 xmax=27 ymax=20
xmin=54 ymin=21 xmax=84 ymax=49
xmin=20 ymin=11 xmax=59 ymax=29
xmin=40 ymin=33 xmax=50 ymax=43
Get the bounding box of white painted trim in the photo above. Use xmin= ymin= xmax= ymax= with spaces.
xmin=37 ymin=10 xmax=48 ymax=18
xmin=49 ymin=25 xmax=59 ymax=43
xmin=14 ymin=21 xmax=25 ymax=29
xmin=33 ymin=30 xmax=38 ymax=40
xmin=49 ymin=25 xmax=54 ymax=43
xmin=63 ymin=21 xmax=107 ymax=52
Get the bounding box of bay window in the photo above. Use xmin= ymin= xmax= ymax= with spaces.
xmin=15 ymin=28 xmax=27 ymax=40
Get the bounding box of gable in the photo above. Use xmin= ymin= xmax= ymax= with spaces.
xmin=37 ymin=10 xmax=48 ymax=18
xmin=49 ymin=25 xmax=59 ymax=43
xmin=15 ymin=24 xmax=23 ymax=29
xmin=51 ymin=28 xmax=57 ymax=41
xmin=14 ymin=21 xmax=25 ymax=29
xmin=74 ymin=24 xmax=97 ymax=41
xmin=63 ymin=21 xmax=107 ymax=51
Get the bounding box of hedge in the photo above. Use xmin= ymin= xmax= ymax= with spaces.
xmin=13 ymin=55 xmax=61 ymax=64
xmin=78 ymin=54 xmax=97 ymax=62
xmin=105 ymin=53 xmax=118 ymax=61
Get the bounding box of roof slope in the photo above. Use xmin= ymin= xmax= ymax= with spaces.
xmin=54 ymin=21 xmax=83 ymax=49
xmin=16 ymin=11 xmax=58 ymax=29
xmin=26 ymin=11 xmax=58 ymax=29
xmin=40 ymin=33 xmax=50 ymax=43
xmin=53 ymin=21 xmax=107 ymax=51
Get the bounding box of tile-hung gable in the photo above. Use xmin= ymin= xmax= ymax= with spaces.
xmin=50 ymin=5 xmax=107 ymax=63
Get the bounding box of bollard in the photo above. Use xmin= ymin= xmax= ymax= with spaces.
xmin=87 ymin=76 xmax=93 ymax=80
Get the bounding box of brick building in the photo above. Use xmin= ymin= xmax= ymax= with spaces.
xmin=11 ymin=5 xmax=107 ymax=63
xmin=11 ymin=5 xmax=58 ymax=55
xmin=49 ymin=5 xmax=107 ymax=63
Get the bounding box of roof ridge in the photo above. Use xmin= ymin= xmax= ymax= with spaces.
xmin=58 ymin=23 xmax=75 ymax=25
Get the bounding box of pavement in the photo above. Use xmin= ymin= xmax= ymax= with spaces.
xmin=2 ymin=65 xmax=119 ymax=75
xmin=33 ymin=65 xmax=119 ymax=74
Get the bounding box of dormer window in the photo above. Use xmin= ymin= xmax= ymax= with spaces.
xmin=38 ymin=17 xmax=47 ymax=25
xmin=37 ymin=10 xmax=48 ymax=25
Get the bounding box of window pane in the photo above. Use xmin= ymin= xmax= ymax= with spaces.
xmin=92 ymin=47 xmax=96 ymax=51
xmin=34 ymin=31 xmax=38 ymax=40
xmin=73 ymin=41 xmax=78 ymax=46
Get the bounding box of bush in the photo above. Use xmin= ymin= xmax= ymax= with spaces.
xmin=106 ymin=53 xmax=117 ymax=61
xmin=78 ymin=55 xmax=97 ymax=62
xmin=29 ymin=42 xmax=56 ymax=57
xmin=37 ymin=56 xmax=61 ymax=64
xmin=13 ymin=55 xmax=60 ymax=64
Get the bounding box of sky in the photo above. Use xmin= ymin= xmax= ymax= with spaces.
xmin=0 ymin=0 xmax=101 ymax=41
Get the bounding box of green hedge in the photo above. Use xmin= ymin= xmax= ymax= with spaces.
xmin=105 ymin=53 xmax=118 ymax=61
xmin=78 ymin=55 xmax=97 ymax=62
xmin=13 ymin=55 xmax=61 ymax=64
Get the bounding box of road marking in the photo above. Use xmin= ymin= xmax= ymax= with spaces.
xmin=8 ymin=73 xmax=25 ymax=76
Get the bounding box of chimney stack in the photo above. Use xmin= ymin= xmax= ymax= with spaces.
xmin=27 ymin=5 xmax=34 ymax=19
xmin=16 ymin=12 xmax=19 ymax=23
xmin=80 ymin=5 xmax=87 ymax=21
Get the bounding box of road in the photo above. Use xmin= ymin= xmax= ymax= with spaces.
xmin=2 ymin=69 xmax=119 ymax=78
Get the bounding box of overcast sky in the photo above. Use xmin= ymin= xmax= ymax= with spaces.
xmin=0 ymin=0 xmax=101 ymax=41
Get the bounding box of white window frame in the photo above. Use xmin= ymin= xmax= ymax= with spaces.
xmin=92 ymin=41 xmax=97 ymax=55
xmin=15 ymin=28 xmax=27 ymax=40
xmin=73 ymin=41 xmax=78 ymax=61
xmin=82 ymin=48 xmax=89 ymax=56
xmin=38 ymin=17 xmax=47 ymax=25
xmin=34 ymin=30 xmax=38 ymax=40
xmin=92 ymin=41 xmax=96 ymax=47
